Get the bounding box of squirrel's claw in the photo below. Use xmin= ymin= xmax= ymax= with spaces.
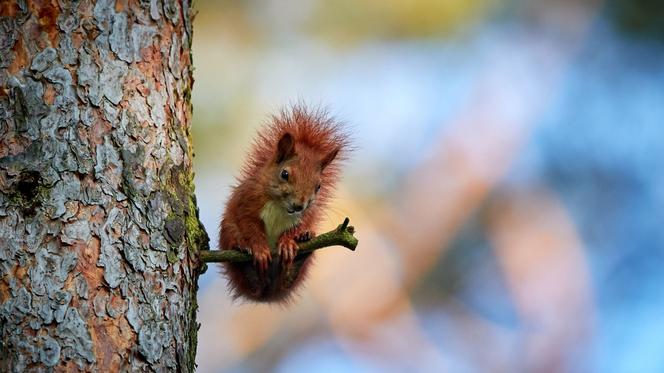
xmin=295 ymin=231 xmax=315 ymax=243
xmin=278 ymin=238 xmax=298 ymax=267
xmin=250 ymin=246 xmax=271 ymax=277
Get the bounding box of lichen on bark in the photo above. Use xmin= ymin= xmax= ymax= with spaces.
xmin=0 ymin=0 xmax=207 ymax=371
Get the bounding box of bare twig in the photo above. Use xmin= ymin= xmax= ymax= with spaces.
xmin=199 ymin=217 xmax=358 ymax=263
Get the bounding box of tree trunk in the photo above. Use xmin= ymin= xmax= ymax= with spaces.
xmin=0 ymin=0 xmax=208 ymax=371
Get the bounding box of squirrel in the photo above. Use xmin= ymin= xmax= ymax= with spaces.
xmin=219 ymin=105 xmax=349 ymax=302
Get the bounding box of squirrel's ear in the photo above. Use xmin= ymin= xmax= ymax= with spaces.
xmin=276 ymin=133 xmax=295 ymax=163
xmin=321 ymin=146 xmax=340 ymax=170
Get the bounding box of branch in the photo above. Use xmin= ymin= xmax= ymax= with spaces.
xmin=199 ymin=217 xmax=358 ymax=263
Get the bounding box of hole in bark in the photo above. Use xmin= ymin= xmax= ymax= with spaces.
xmin=17 ymin=171 xmax=40 ymax=201
xmin=10 ymin=171 xmax=43 ymax=216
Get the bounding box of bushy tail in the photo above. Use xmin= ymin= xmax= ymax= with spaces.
xmin=222 ymin=253 xmax=315 ymax=303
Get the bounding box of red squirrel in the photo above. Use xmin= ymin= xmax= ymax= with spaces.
xmin=219 ymin=105 xmax=349 ymax=302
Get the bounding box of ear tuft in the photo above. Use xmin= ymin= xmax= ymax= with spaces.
xmin=276 ymin=133 xmax=295 ymax=163
xmin=321 ymin=146 xmax=340 ymax=170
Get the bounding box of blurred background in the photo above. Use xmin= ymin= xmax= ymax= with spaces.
xmin=190 ymin=0 xmax=664 ymax=372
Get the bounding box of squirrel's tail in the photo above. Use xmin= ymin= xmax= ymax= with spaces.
xmin=221 ymin=253 xmax=315 ymax=303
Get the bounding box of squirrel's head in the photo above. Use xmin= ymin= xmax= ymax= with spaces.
xmin=265 ymin=132 xmax=339 ymax=216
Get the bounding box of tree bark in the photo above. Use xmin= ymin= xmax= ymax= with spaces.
xmin=0 ymin=0 xmax=208 ymax=371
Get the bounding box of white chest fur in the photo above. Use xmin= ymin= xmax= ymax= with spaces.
xmin=260 ymin=201 xmax=301 ymax=249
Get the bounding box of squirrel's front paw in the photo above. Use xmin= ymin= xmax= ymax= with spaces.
xmin=248 ymin=245 xmax=271 ymax=275
xmin=295 ymin=231 xmax=315 ymax=242
xmin=278 ymin=236 xmax=298 ymax=265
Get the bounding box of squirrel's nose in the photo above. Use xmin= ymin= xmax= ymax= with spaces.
xmin=291 ymin=204 xmax=304 ymax=212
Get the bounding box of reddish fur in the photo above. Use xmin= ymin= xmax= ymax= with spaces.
xmin=219 ymin=105 xmax=349 ymax=303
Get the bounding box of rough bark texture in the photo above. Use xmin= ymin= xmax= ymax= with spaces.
xmin=0 ymin=0 xmax=208 ymax=371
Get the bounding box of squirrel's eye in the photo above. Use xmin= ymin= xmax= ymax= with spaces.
xmin=315 ymin=184 xmax=321 ymax=193
xmin=280 ymin=169 xmax=289 ymax=181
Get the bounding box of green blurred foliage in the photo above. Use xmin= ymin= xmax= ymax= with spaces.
xmin=608 ymin=0 xmax=664 ymax=40
xmin=308 ymin=0 xmax=497 ymax=42
xmin=194 ymin=0 xmax=498 ymax=43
